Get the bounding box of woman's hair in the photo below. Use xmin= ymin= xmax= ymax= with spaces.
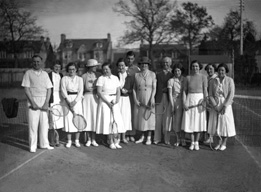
xmin=66 ymin=62 xmax=78 ymax=73
xmin=172 ymin=63 xmax=184 ymax=74
xmin=204 ymin=63 xmax=217 ymax=72
xmin=217 ymin=63 xmax=229 ymax=73
xmin=116 ymin=58 xmax=126 ymax=67
xmin=190 ymin=60 xmax=203 ymax=70
xmin=102 ymin=62 xmax=112 ymax=69
xmin=53 ymin=60 xmax=62 ymax=70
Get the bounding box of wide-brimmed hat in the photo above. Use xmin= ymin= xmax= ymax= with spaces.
xmin=138 ymin=57 xmax=151 ymax=65
xmin=86 ymin=59 xmax=100 ymax=67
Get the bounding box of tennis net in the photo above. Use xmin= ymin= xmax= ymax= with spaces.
xmin=233 ymin=95 xmax=261 ymax=147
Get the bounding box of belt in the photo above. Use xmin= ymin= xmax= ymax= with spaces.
xmin=67 ymin=91 xmax=78 ymax=95
xmin=109 ymin=94 xmax=116 ymax=96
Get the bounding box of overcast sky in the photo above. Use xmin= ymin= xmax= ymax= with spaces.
xmin=20 ymin=0 xmax=261 ymax=47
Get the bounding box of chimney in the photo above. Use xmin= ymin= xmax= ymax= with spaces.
xmin=107 ymin=33 xmax=111 ymax=42
xmin=61 ymin=34 xmax=66 ymax=43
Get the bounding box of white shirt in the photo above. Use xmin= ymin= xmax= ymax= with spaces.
xmin=52 ymin=72 xmax=61 ymax=92
xmin=96 ymin=75 xmax=120 ymax=95
xmin=119 ymin=72 xmax=127 ymax=88
xmin=61 ymin=75 xmax=83 ymax=102
xmin=21 ymin=69 xmax=53 ymax=97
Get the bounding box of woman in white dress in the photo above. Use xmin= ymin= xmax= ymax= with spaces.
xmin=204 ymin=63 xmax=218 ymax=144
xmin=116 ymin=58 xmax=132 ymax=143
xmin=167 ymin=63 xmax=186 ymax=147
xmin=182 ymin=60 xmax=208 ymax=151
xmin=96 ymin=63 xmax=125 ymax=149
xmin=209 ymin=63 xmax=236 ymax=151
xmin=61 ymin=63 xmax=84 ymax=148
xmin=82 ymin=59 xmax=101 ymax=147
xmin=48 ymin=61 xmax=63 ymax=147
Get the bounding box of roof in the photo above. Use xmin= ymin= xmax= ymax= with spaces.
xmin=140 ymin=44 xmax=187 ymax=50
xmin=190 ymin=55 xmax=232 ymax=63
xmin=58 ymin=38 xmax=110 ymax=52
xmin=0 ymin=40 xmax=50 ymax=53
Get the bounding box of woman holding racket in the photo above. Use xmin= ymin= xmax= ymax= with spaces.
xmin=133 ymin=57 xmax=157 ymax=145
xmin=204 ymin=63 xmax=218 ymax=145
xmin=167 ymin=63 xmax=186 ymax=147
xmin=182 ymin=60 xmax=208 ymax=151
xmin=48 ymin=61 xmax=64 ymax=147
xmin=61 ymin=62 xmax=84 ymax=148
xmin=82 ymin=59 xmax=101 ymax=147
xmin=116 ymin=58 xmax=132 ymax=143
xmin=209 ymin=63 xmax=236 ymax=151
xmin=96 ymin=63 xmax=125 ymax=149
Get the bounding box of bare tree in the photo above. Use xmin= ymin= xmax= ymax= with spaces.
xmin=113 ymin=0 xmax=177 ymax=68
xmin=0 ymin=0 xmax=44 ymax=67
xmin=170 ymin=2 xmax=214 ymax=57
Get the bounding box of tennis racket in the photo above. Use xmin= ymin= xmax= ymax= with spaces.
xmin=206 ymin=96 xmax=223 ymax=151
xmin=70 ymin=108 xmax=87 ymax=132
xmin=140 ymin=103 xmax=166 ymax=121
xmin=109 ymin=107 xmax=118 ymax=139
xmin=30 ymin=103 xmax=70 ymax=118
xmin=187 ymin=96 xmax=211 ymax=110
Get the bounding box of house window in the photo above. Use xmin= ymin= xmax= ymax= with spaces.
xmin=0 ymin=51 xmax=6 ymax=59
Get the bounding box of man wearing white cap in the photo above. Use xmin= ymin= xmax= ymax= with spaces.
xmin=82 ymin=59 xmax=101 ymax=147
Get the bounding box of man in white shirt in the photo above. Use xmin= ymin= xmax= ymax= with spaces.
xmin=21 ymin=55 xmax=54 ymax=153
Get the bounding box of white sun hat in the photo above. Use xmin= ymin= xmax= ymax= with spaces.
xmin=86 ymin=59 xmax=101 ymax=67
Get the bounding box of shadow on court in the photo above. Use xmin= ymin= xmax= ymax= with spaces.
xmin=0 ymin=123 xmax=260 ymax=192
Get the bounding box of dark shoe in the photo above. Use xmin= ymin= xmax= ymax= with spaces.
xmin=55 ymin=143 xmax=60 ymax=147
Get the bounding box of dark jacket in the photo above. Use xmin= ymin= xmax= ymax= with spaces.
xmin=48 ymin=71 xmax=63 ymax=105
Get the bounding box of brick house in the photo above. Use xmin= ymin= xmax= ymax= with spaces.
xmin=0 ymin=36 xmax=55 ymax=68
xmin=57 ymin=33 xmax=113 ymax=69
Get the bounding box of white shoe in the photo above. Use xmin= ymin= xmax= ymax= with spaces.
xmin=91 ymin=140 xmax=99 ymax=147
xmin=66 ymin=141 xmax=72 ymax=148
xmin=189 ymin=143 xmax=195 ymax=151
xmin=115 ymin=143 xmax=122 ymax=149
xmin=146 ymin=139 xmax=152 ymax=145
xmin=135 ymin=137 xmax=144 ymax=144
xmin=110 ymin=143 xmax=116 ymax=149
xmin=30 ymin=149 xmax=36 ymax=153
xmin=194 ymin=142 xmax=200 ymax=151
xmin=46 ymin=146 xmax=54 ymax=150
xmin=85 ymin=140 xmax=91 ymax=147
xmin=220 ymin=145 xmax=227 ymax=151
xmin=214 ymin=145 xmax=221 ymax=150
xmin=130 ymin=137 xmax=135 ymax=142
xmin=75 ymin=140 xmax=81 ymax=148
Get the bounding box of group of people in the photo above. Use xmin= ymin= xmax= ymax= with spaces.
xmin=22 ymin=51 xmax=236 ymax=153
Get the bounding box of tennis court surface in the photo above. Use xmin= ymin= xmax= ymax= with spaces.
xmin=0 ymin=89 xmax=261 ymax=192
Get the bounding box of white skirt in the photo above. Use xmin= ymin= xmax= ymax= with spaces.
xmin=216 ymin=97 xmax=236 ymax=137
xmin=83 ymin=93 xmax=99 ymax=132
xmin=118 ymin=96 xmax=132 ymax=132
xmin=49 ymin=91 xmax=64 ymax=129
xmin=96 ymin=95 xmax=125 ymax=135
xmin=64 ymin=95 xmax=84 ymax=133
xmin=182 ymin=93 xmax=207 ymax=133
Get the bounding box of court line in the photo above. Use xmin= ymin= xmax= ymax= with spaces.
xmin=235 ymin=136 xmax=261 ymax=169
xmin=0 ymin=150 xmax=46 ymax=181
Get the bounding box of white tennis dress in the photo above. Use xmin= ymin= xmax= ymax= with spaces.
xmin=96 ymin=75 xmax=125 ymax=135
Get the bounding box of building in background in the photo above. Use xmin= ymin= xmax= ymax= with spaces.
xmin=0 ymin=36 xmax=55 ymax=68
xmin=57 ymin=33 xmax=112 ymax=69
xmin=139 ymin=43 xmax=188 ymax=71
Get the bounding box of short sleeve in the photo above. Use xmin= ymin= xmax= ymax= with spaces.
xmin=96 ymin=76 xmax=104 ymax=87
xmin=21 ymin=71 xmax=30 ymax=87
xmin=167 ymin=79 xmax=173 ymax=89
xmin=45 ymin=72 xmax=53 ymax=89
